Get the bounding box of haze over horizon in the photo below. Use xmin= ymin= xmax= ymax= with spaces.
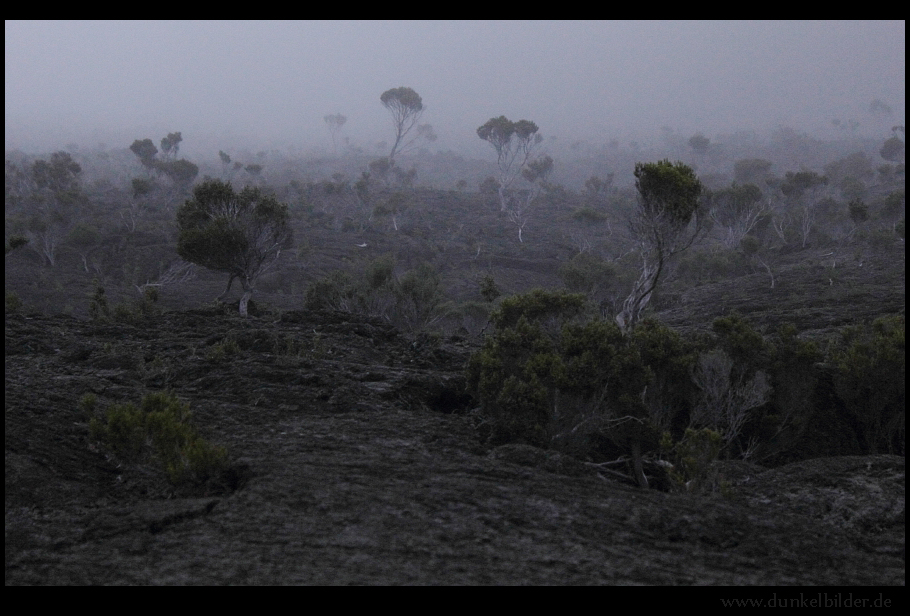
xmin=5 ymin=20 xmax=905 ymax=158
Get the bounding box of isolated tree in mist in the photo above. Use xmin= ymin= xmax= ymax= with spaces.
xmin=129 ymin=133 xmax=198 ymax=189
xmin=176 ymin=180 xmax=292 ymax=316
xmin=688 ymin=133 xmax=710 ymax=156
xmin=477 ymin=116 xmax=543 ymax=212
xmin=616 ymin=160 xmax=704 ymax=334
xmin=380 ymin=87 xmax=433 ymax=162
xmin=880 ymin=135 xmax=905 ymax=163
xmin=160 ymin=132 xmax=183 ymax=161
xmin=130 ymin=139 xmax=158 ymax=166
xmin=324 ymin=113 xmax=347 ymax=155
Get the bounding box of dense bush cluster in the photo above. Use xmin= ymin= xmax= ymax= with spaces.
xmin=466 ymin=290 xmax=904 ymax=489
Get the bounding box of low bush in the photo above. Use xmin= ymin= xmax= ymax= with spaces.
xmin=88 ymin=391 xmax=228 ymax=486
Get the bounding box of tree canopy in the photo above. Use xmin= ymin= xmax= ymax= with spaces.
xmin=617 ymin=160 xmax=704 ymax=333
xmin=380 ymin=87 xmax=425 ymax=161
xmin=176 ymin=180 xmax=292 ymax=316
xmin=477 ymin=116 xmax=543 ymax=211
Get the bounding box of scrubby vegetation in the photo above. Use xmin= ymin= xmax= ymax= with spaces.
xmin=467 ymin=290 xmax=904 ymax=488
xmin=5 ymin=126 xmax=905 ymax=495
xmin=87 ymin=391 xmax=229 ymax=489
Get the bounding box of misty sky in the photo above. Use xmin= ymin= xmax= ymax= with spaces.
xmin=5 ymin=20 xmax=905 ymax=157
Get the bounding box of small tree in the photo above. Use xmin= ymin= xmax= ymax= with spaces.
xmin=688 ymin=133 xmax=710 ymax=156
xmin=380 ymin=87 xmax=431 ymax=162
xmin=324 ymin=113 xmax=347 ymax=155
xmin=160 ymin=132 xmax=183 ymax=161
xmin=880 ymin=135 xmax=905 ymax=163
xmin=130 ymin=139 xmax=158 ymax=167
xmin=616 ymin=160 xmax=704 ymax=333
xmin=477 ymin=116 xmax=543 ymax=212
xmin=218 ymin=150 xmax=232 ymax=180
xmin=176 ymin=180 xmax=292 ymax=316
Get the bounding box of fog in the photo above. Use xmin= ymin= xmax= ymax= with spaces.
xmin=5 ymin=20 xmax=905 ymax=158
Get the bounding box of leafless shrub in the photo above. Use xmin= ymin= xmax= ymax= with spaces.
xmin=691 ymin=350 xmax=771 ymax=456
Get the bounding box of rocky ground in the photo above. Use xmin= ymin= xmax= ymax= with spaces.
xmin=5 ymin=306 xmax=904 ymax=585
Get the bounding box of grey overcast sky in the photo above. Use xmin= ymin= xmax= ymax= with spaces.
xmin=5 ymin=20 xmax=905 ymax=156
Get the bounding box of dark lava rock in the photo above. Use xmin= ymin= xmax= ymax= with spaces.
xmin=5 ymin=310 xmax=905 ymax=585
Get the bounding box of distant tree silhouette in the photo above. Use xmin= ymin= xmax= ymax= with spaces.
xmin=380 ymin=87 xmax=433 ymax=162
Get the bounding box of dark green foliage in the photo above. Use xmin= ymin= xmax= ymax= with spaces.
xmin=660 ymin=428 xmax=723 ymax=492
xmin=6 ymin=290 xmax=23 ymax=313
xmin=396 ymin=262 xmax=443 ymax=331
xmin=559 ymin=253 xmax=618 ymax=303
xmin=633 ymin=160 xmax=702 ymax=225
xmin=479 ymin=274 xmax=501 ymax=303
xmin=489 ymin=289 xmax=586 ymax=330
xmin=831 ymin=316 xmax=905 ymax=454
xmin=176 ymin=179 xmax=292 ymax=315
xmin=160 ymin=132 xmax=182 ymax=159
xmin=780 ymin=170 xmax=827 ymax=200
xmin=304 ymin=270 xmax=357 ymax=312
xmin=156 ymin=159 xmax=199 ymax=187
xmin=88 ymin=391 xmax=228 ymax=486
xmin=467 ymin=291 xmax=683 ymax=471
xmin=756 ymin=324 xmax=823 ymax=460
xmin=711 ymin=312 xmax=768 ymax=377
xmin=848 ymin=199 xmax=869 ymax=224
xmin=304 ymin=257 xmax=443 ymax=332
xmin=32 ymin=151 xmax=81 ymax=194
xmin=130 ymin=139 xmax=158 ymax=165
xmin=477 ymin=116 xmax=539 ymax=151
xmin=88 ymin=279 xmax=109 ymax=321
xmin=466 ymin=313 xmax=560 ymax=446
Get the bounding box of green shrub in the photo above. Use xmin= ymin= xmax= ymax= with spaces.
xmin=559 ymin=253 xmax=618 ymax=302
xmin=304 ymin=270 xmax=356 ymax=311
xmin=396 ymin=262 xmax=443 ymax=331
xmin=490 ymin=288 xmax=587 ymax=331
xmin=5 ymin=290 xmax=23 ymax=313
xmin=830 ymin=315 xmax=905 ymax=454
xmin=88 ymin=391 xmax=228 ymax=485
xmin=89 ymin=279 xmax=109 ymax=321
xmin=660 ymin=428 xmax=723 ymax=493
xmin=206 ymin=335 xmax=241 ymax=362
xmin=479 ymin=274 xmax=500 ymax=303
xmin=467 ymin=291 xmax=670 ymax=466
